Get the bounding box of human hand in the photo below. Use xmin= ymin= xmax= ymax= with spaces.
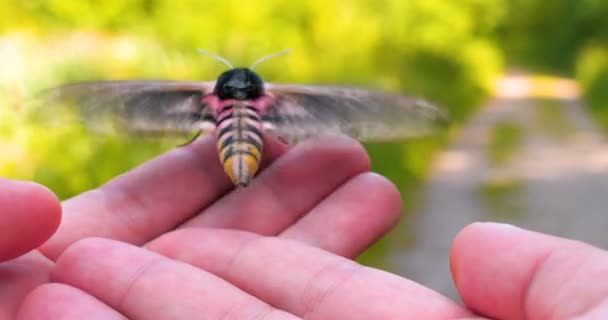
xmin=28 ymin=223 xmax=608 ymax=319
xmin=11 ymin=134 xmax=608 ymax=319
xmin=11 ymin=135 xmax=404 ymax=318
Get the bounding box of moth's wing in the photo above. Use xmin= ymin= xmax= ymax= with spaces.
xmin=262 ymin=84 xmax=449 ymax=143
xmin=33 ymin=80 xmax=216 ymax=138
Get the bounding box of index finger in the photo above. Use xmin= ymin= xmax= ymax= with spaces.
xmin=40 ymin=135 xmax=287 ymax=259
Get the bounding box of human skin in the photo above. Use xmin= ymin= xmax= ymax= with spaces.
xmin=2 ymin=135 xmax=608 ymax=319
xmin=3 ymin=135 xmax=404 ymax=318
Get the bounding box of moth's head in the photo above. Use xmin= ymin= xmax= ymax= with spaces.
xmin=215 ymin=68 xmax=264 ymax=100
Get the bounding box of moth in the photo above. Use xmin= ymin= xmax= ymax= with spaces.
xmin=39 ymin=49 xmax=448 ymax=187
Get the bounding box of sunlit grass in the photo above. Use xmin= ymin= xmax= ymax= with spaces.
xmin=481 ymin=121 xmax=526 ymax=218
xmin=528 ymin=75 xmax=580 ymax=99
xmin=493 ymin=74 xmax=580 ymax=99
xmin=533 ymin=100 xmax=575 ymax=139
xmin=478 ymin=176 xmax=526 ymax=221
xmin=576 ymin=45 xmax=608 ymax=135
xmin=487 ymin=121 xmax=524 ymax=167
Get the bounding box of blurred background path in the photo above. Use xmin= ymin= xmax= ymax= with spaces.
xmin=384 ymin=73 xmax=608 ymax=299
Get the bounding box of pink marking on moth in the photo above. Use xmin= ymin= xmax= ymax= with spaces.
xmin=202 ymin=94 xmax=222 ymax=113
xmin=250 ymin=95 xmax=274 ymax=112
xmin=217 ymin=108 xmax=234 ymax=120
xmin=202 ymin=94 xmax=274 ymax=117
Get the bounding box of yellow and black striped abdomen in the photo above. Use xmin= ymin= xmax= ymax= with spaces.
xmin=216 ymin=103 xmax=264 ymax=187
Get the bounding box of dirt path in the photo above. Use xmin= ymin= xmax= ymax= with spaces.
xmin=383 ymin=74 xmax=608 ymax=299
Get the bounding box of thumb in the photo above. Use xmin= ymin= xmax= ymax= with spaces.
xmin=451 ymin=222 xmax=608 ymax=319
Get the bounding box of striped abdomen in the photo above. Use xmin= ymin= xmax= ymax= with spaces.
xmin=216 ymin=102 xmax=264 ymax=187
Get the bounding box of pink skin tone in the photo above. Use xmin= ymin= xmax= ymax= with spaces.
xmin=1 ymin=136 xmax=607 ymax=319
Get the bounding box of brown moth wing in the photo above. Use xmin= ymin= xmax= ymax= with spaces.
xmin=34 ymin=80 xmax=216 ymax=138
xmin=261 ymin=84 xmax=449 ymax=143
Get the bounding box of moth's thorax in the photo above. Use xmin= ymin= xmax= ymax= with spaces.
xmin=214 ymin=68 xmax=264 ymax=100
xmin=202 ymin=94 xmax=274 ymax=116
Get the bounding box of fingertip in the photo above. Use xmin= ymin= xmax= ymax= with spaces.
xmin=450 ymin=222 xmax=529 ymax=313
xmin=279 ymin=172 xmax=402 ymax=258
xmin=25 ymin=181 xmax=62 ymax=232
xmin=323 ymin=172 xmax=403 ymax=243
xmin=279 ymin=134 xmax=371 ymax=188
xmin=305 ymin=134 xmax=371 ymax=172
xmin=0 ymin=179 xmax=62 ymax=261
xmin=364 ymin=172 xmax=403 ymax=227
xmin=450 ymin=222 xmax=519 ymax=274
xmin=287 ymin=134 xmax=372 ymax=185
xmin=450 ymin=222 xmax=526 ymax=283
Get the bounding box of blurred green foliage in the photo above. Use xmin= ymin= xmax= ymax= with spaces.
xmin=490 ymin=0 xmax=608 ymax=134
xmin=495 ymin=0 xmax=608 ymax=74
xmin=0 ymin=0 xmax=504 ymax=200
xmin=576 ymin=46 xmax=608 ymax=132
xmin=494 ymin=0 xmax=608 ymax=130
xmin=534 ymin=100 xmax=575 ymax=139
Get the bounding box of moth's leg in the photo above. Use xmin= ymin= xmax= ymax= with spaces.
xmin=179 ymin=119 xmax=217 ymax=147
xmin=261 ymin=121 xmax=290 ymax=145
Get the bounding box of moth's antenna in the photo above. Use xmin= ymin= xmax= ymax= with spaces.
xmin=197 ymin=49 xmax=234 ymax=69
xmin=250 ymin=49 xmax=292 ymax=70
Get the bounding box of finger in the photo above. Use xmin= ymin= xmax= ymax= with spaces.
xmin=40 ymin=135 xmax=287 ymax=259
xmin=150 ymin=229 xmax=471 ymax=319
xmin=280 ymin=172 xmax=402 ymax=258
xmin=451 ymin=222 xmax=608 ymax=319
xmin=0 ymin=179 xmax=61 ymax=261
xmin=52 ymin=238 xmax=301 ymax=320
xmin=0 ymin=252 xmax=54 ymax=319
xmin=17 ymin=283 xmax=126 ymax=320
xmin=183 ymin=135 xmax=370 ymax=235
